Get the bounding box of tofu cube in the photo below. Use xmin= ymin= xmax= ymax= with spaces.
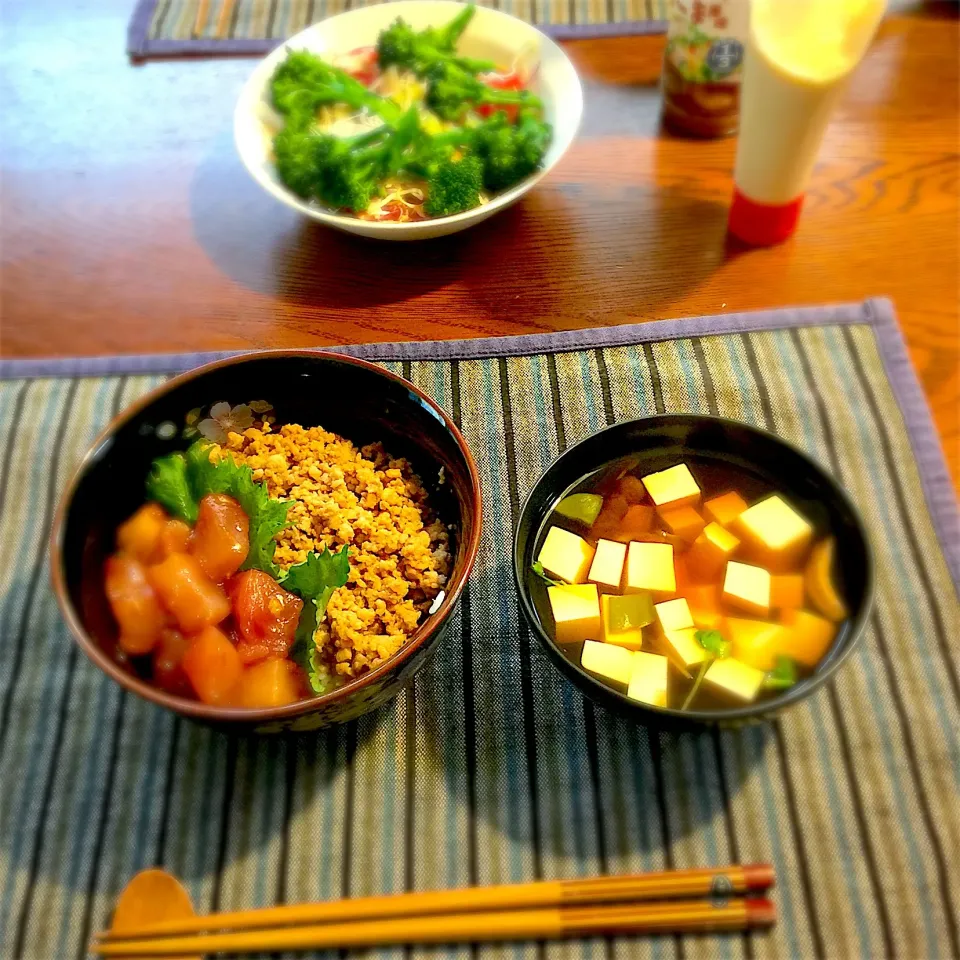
xmin=601 ymin=593 xmax=653 ymax=650
xmin=687 ymin=522 xmax=740 ymax=580
xmin=658 ymin=505 xmax=706 ymax=543
xmin=736 ymin=495 xmax=813 ymax=571
xmin=684 ymin=583 xmax=725 ymax=631
xmin=781 ymin=609 xmax=836 ymax=667
xmin=662 ymin=627 xmax=708 ymax=669
xmin=770 ymin=574 xmax=804 ymax=610
xmin=655 ymin=597 xmax=694 ymax=633
xmin=548 ymin=584 xmax=601 ymax=646
xmin=614 ymin=504 xmax=654 ymax=543
xmin=728 ymin=617 xmax=790 ymax=671
xmin=723 ymin=561 xmax=772 ymax=617
xmin=640 ymin=464 xmax=701 ymax=509
xmin=626 ymin=651 xmax=669 ymax=707
xmin=624 ymin=541 xmax=676 ymax=599
xmin=588 ymin=539 xmax=627 ymax=594
xmin=537 ymin=526 xmax=595 ymax=584
xmin=581 ymin=640 xmax=635 ymax=685
xmin=704 ymin=491 xmax=749 ymax=527
xmin=703 ymin=657 xmax=766 ymax=702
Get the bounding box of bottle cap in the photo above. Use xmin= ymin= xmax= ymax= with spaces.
xmin=728 ymin=188 xmax=804 ymax=246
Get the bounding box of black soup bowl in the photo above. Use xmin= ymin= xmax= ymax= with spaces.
xmin=514 ymin=415 xmax=873 ymax=727
xmin=52 ymin=351 xmax=482 ymax=734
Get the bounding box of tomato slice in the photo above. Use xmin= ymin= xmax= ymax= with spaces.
xmin=104 ymin=553 xmax=167 ymax=655
xmin=476 ymin=70 xmax=524 ymax=121
xmin=190 ymin=493 xmax=250 ymax=583
xmin=231 ymin=570 xmax=304 ymax=665
xmin=340 ymin=45 xmax=379 ymax=85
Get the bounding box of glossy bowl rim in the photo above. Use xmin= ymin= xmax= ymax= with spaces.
xmin=513 ymin=413 xmax=875 ymax=724
xmin=51 ymin=349 xmax=483 ymax=724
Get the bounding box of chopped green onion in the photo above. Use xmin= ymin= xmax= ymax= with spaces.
xmin=531 ymin=561 xmax=562 ymax=587
xmin=764 ymin=655 xmax=798 ymax=691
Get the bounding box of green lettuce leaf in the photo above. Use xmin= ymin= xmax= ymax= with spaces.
xmin=283 ymin=545 xmax=351 ymax=694
xmin=146 ymin=452 xmax=198 ymax=525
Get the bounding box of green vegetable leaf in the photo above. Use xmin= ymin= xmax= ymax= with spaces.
xmin=695 ymin=629 xmax=730 ymax=659
xmin=283 ymin=545 xmax=351 ymax=694
xmin=531 ymin=561 xmax=562 ymax=587
xmin=146 ymin=452 xmax=198 ymax=525
xmin=764 ymin=655 xmax=798 ymax=691
xmin=226 ymin=469 xmax=291 ymax=579
xmin=283 ymin=545 xmax=351 ymax=613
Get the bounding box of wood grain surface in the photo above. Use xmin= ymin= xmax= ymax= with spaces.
xmin=1 ymin=0 xmax=957 ymax=484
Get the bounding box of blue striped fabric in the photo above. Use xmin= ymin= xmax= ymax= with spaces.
xmin=0 ymin=303 xmax=957 ymax=959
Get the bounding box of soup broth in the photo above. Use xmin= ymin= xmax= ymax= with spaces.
xmin=529 ymin=456 xmax=849 ymax=713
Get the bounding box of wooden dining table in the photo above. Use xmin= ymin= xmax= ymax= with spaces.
xmin=1 ymin=0 xmax=957 ymax=485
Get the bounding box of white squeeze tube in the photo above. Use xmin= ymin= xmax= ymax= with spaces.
xmin=727 ymin=0 xmax=887 ymax=246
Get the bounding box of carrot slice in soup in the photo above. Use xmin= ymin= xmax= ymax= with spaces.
xmin=804 ymin=538 xmax=847 ymax=622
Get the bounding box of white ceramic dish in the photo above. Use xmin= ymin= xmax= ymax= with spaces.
xmin=234 ymin=0 xmax=583 ymax=240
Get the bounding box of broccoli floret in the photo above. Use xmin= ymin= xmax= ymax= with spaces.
xmin=310 ymin=133 xmax=385 ymax=212
xmin=273 ymin=107 xmax=421 ymax=213
xmin=270 ymin=49 xmax=400 ymax=126
xmin=425 ymin=61 xmax=541 ymax=122
xmin=376 ymin=18 xmax=420 ymax=72
xmin=275 ymin=128 xmax=386 ymax=211
xmin=472 ymin=110 xmax=552 ymax=192
xmin=377 ymin=8 xmax=495 ymax=76
xmin=424 ymin=153 xmax=483 ymax=217
xmin=273 ymin=126 xmax=325 ymax=198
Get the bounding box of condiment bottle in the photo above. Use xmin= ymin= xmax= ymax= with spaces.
xmin=728 ymin=0 xmax=886 ymax=245
xmin=661 ymin=0 xmax=750 ymax=138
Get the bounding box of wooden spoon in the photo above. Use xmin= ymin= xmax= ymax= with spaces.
xmin=110 ymin=869 xmax=200 ymax=960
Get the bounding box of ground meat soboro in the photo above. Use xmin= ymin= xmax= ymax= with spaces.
xmin=217 ymin=424 xmax=450 ymax=682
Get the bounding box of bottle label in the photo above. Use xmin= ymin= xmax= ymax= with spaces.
xmin=667 ymin=1 xmax=748 ymax=85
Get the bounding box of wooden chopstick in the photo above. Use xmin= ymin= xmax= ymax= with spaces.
xmin=93 ymin=898 xmax=776 ymax=956
xmin=95 ymin=865 xmax=773 ymax=942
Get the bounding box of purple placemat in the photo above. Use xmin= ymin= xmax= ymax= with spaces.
xmin=1 ymin=298 xmax=956 ymax=586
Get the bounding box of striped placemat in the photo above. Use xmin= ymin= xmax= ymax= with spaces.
xmin=1 ymin=298 xmax=958 ymax=959
xmin=128 ymin=0 xmax=667 ymax=58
